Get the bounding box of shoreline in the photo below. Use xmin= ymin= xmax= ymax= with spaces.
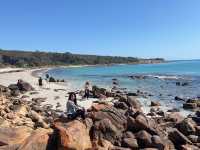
xmin=0 ymin=67 xmax=99 ymax=111
xmin=0 ymin=66 xmax=194 ymax=117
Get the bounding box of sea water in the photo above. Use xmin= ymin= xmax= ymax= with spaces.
xmin=47 ymin=60 xmax=200 ymax=111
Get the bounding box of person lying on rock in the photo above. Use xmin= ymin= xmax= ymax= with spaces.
xmin=66 ymin=92 xmax=85 ymax=120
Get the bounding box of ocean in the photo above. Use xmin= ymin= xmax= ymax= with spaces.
xmin=47 ymin=60 xmax=200 ymax=111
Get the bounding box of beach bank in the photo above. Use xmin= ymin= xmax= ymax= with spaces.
xmin=0 ymin=67 xmax=103 ymax=111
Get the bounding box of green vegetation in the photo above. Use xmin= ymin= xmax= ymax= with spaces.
xmin=0 ymin=49 xmax=164 ymax=67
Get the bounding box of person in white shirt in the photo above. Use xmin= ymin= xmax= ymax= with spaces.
xmin=66 ymin=92 xmax=85 ymax=119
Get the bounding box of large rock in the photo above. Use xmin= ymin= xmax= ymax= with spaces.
xmin=29 ymin=110 xmax=49 ymax=129
xmin=127 ymin=96 xmax=141 ymax=109
xmin=92 ymin=86 xmax=107 ymax=98
xmin=168 ymin=128 xmax=192 ymax=148
xmin=127 ymin=113 xmax=158 ymax=135
xmin=183 ymin=103 xmax=197 ymax=109
xmin=136 ymin=130 xmax=152 ymax=148
xmin=0 ymin=144 xmax=20 ymax=150
xmin=0 ymin=85 xmax=11 ymax=96
xmin=18 ymin=80 xmax=34 ymax=91
xmin=176 ymin=118 xmax=196 ymax=136
xmin=0 ymin=118 xmax=10 ymax=128
xmin=122 ymin=138 xmax=138 ymax=149
xmin=0 ymin=127 xmax=32 ymax=146
xmin=13 ymin=105 xmax=28 ymax=116
xmin=91 ymin=107 xmax=127 ymax=131
xmin=8 ymin=84 xmax=19 ymax=91
xmin=175 ymin=96 xmax=185 ymax=101
xmin=196 ymin=126 xmax=200 ymax=135
xmin=151 ymin=101 xmax=161 ymax=107
xmin=89 ymin=102 xmax=112 ymax=112
xmin=166 ymin=112 xmax=184 ymax=123
xmin=10 ymin=89 xmax=20 ymax=96
xmin=123 ymin=131 xmax=136 ymax=139
xmin=151 ymin=135 xmax=165 ymax=149
xmin=18 ymin=128 xmax=53 ymax=150
xmin=181 ymin=144 xmax=199 ymax=150
xmin=84 ymin=117 xmax=93 ymax=132
xmin=54 ymin=120 xmax=92 ymax=150
xmin=93 ymin=138 xmax=114 ymax=150
xmin=8 ymin=80 xmax=34 ymax=94
xmin=114 ymin=101 xmax=129 ymax=110
xmin=93 ymin=118 xmax=121 ymax=144
xmin=187 ymin=135 xmax=200 ymax=143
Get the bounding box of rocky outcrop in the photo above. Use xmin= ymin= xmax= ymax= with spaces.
xmin=18 ymin=128 xmax=53 ymax=150
xmin=168 ymin=128 xmax=192 ymax=148
xmin=0 ymin=127 xmax=32 ymax=146
xmin=93 ymin=118 xmax=121 ymax=144
xmin=0 ymin=84 xmax=200 ymax=150
xmin=54 ymin=120 xmax=92 ymax=150
xmin=8 ymin=80 xmax=34 ymax=96
xmin=183 ymin=98 xmax=200 ymax=110
xmin=91 ymin=106 xmax=127 ymax=131
xmin=151 ymin=101 xmax=161 ymax=107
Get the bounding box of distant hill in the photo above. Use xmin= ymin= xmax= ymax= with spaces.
xmin=0 ymin=49 xmax=164 ymax=67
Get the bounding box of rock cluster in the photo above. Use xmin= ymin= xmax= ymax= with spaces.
xmin=0 ymin=84 xmax=200 ymax=150
xmin=8 ymin=80 xmax=34 ymax=96
xmin=183 ymin=98 xmax=200 ymax=110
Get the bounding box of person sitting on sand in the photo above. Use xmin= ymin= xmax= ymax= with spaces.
xmin=66 ymin=92 xmax=85 ymax=119
xmin=84 ymin=81 xmax=91 ymax=99
xmin=38 ymin=77 xmax=43 ymax=86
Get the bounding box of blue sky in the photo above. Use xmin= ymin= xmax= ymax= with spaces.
xmin=0 ymin=0 xmax=200 ymax=60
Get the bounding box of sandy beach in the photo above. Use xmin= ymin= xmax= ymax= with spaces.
xmin=0 ymin=67 xmax=98 ymax=111
xmin=0 ymin=67 xmax=192 ymax=116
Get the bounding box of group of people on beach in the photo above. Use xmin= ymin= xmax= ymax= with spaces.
xmin=38 ymin=76 xmax=91 ymax=120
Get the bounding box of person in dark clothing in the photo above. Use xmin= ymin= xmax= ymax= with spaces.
xmin=66 ymin=92 xmax=85 ymax=120
xmin=84 ymin=89 xmax=90 ymax=99
xmin=84 ymin=81 xmax=90 ymax=99
xmin=17 ymin=79 xmax=24 ymax=91
xmin=38 ymin=77 xmax=43 ymax=86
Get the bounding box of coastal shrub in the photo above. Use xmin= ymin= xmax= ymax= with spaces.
xmin=0 ymin=50 xmax=164 ymax=67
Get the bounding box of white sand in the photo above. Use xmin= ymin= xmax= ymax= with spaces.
xmin=0 ymin=67 xmax=24 ymax=73
xmin=0 ymin=68 xmax=98 ymax=111
xmin=0 ymin=68 xmax=191 ymax=117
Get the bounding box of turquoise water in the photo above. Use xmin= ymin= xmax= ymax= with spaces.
xmin=47 ymin=60 xmax=200 ymax=109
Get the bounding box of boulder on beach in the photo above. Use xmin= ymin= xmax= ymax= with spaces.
xmin=168 ymin=128 xmax=192 ymax=148
xmin=8 ymin=80 xmax=34 ymax=95
xmin=122 ymin=137 xmax=138 ymax=149
xmin=151 ymin=101 xmax=161 ymax=107
xmin=135 ymin=130 xmax=152 ymax=148
xmin=176 ymin=118 xmax=197 ymax=136
xmin=183 ymin=103 xmax=197 ymax=109
xmin=91 ymin=106 xmax=127 ymax=131
xmin=18 ymin=128 xmax=53 ymax=150
xmin=93 ymin=118 xmax=121 ymax=144
xmin=0 ymin=127 xmax=32 ymax=146
xmin=54 ymin=120 xmax=92 ymax=150
xmin=89 ymin=102 xmax=112 ymax=112
xmin=0 ymin=85 xmax=11 ymax=96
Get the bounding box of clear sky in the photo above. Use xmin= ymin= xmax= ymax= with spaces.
xmin=0 ymin=0 xmax=200 ymax=60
